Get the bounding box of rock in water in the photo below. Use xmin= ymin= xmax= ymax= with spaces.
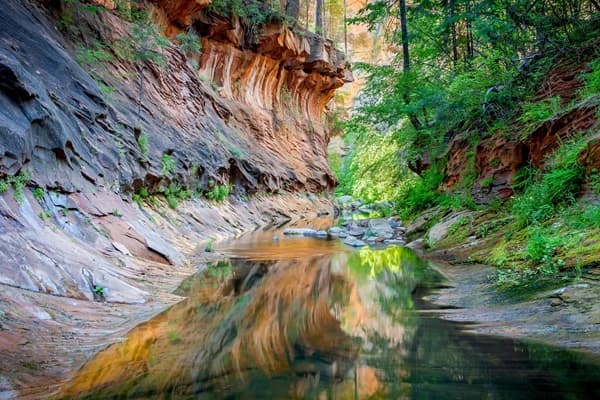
xmin=343 ymin=237 xmax=367 ymax=248
xmin=283 ymin=228 xmax=318 ymax=236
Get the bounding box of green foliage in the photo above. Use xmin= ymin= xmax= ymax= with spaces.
xmin=0 ymin=179 xmax=9 ymax=194
xmin=93 ymin=285 xmax=105 ymax=296
xmin=209 ymin=0 xmax=283 ymax=27
xmin=161 ymin=154 xmax=176 ymax=176
xmin=205 ymin=182 xmax=232 ymax=203
xmin=32 ymin=187 xmax=45 ymax=201
xmin=511 ymin=138 xmax=586 ymax=227
xmin=116 ymin=22 xmax=169 ymax=67
xmin=38 ymin=211 xmax=51 ymax=221
xmin=137 ymin=133 xmax=149 ymax=159
xmin=167 ymin=330 xmax=181 ymax=344
xmin=176 ymin=32 xmax=202 ymax=57
xmin=519 ymin=96 xmax=562 ymax=135
xmin=111 ymin=208 xmax=122 ymax=217
xmin=0 ymin=172 xmax=30 ymax=204
xmin=76 ymin=41 xmax=114 ymax=68
xmin=335 ymin=122 xmax=416 ymax=203
xmin=204 ymin=238 xmax=215 ymax=252
xmin=580 ymin=57 xmax=600 ymax=98
xmin=524 ymin=228 xmax=563 ymax=268
xmin=162 ymin=183 xmax=192 ymax=209
xmin=396 ymin=167 xmax=446 ymax=219
xmin=480 ymin=176 xmax=494 ymax=188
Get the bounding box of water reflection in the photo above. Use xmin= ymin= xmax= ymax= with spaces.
xmin=57 ymin=242 xmax=600 ymax=399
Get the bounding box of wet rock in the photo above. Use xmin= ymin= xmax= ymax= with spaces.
xmin=343 ymin=237 xmax=366 ymax=248
xmin=346 ymin=224 xmax=367 ymax=237
xmin=367 ymin=218 xmax=394 ymax=240
xmin=406 ymin=207 xmax=442 ymax=238
xmin=336 ymin=195 xmax=353 ymax=206
xmin=384 ymin=239 xmax=406 ymax=245
xmin=283 ymin=228 xmax=317 ymax=236
xmin=406 ymin=238 xmax=425 ymax=251
xmin=358 ymin=205 xmax=374 ymax=214
xmin=304 ymin=230 xmax=328 ymax=238
xmin=388 ymin=217 xmax=402 ymax=229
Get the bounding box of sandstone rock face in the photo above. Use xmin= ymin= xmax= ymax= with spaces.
xmin=0 ymin=0 xmax=351 ymax=195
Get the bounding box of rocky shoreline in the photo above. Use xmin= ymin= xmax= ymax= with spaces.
xmin=0 ymin=191 xmax=333 ymax=399
xmin=293 ymin=197 xmax=600 ymax=359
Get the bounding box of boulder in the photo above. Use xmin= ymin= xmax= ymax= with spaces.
xmin=283 ymin=228 xmax=318 ymax=236
xmin=343 ymin=237 xmax=366 ymax=248
xmin=366 ymin=218 xmax=394 ymax=240
xmin=427 ymin=211 xmax=473 ymax=244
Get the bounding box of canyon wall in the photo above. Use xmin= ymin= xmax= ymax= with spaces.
xmin=0 ymin=0 xmax=352 ymax=195
xmin=0 ymin=1 xmax=351 ymax=394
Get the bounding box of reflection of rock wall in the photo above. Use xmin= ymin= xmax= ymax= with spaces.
xmin=58 ymin=256 xmax=358 ymax=398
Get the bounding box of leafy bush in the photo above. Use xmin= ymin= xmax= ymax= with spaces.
xmin=205 ymin=183 xmax=232 ymax=203
xmin=580 ymin=57 xmax=600 ymax=98
xmin=480 ymin=176 xmax=494 ymax=188
xmin=209 ymin=0 xmax=284 ymax=43
xmin=137 ymin=133 xmax=149 ymax=159
xmin=32 ymin=187 xmax=45 ymax=201
xmin=511 ymin=138 xmax=586 ymax=227
xmin=161 ymin=154 xmax=176 ymax=176
xmin=0 ymin=172 xmax=30 ymax=204
xmin=163 ymin=183 xmax=192 ymax=209
xmin=176 ymin=32 xmax=202 ymax=57
xmin=518 ymin=96 xmax=562 ymax=134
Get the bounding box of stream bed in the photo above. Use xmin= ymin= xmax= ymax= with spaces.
xmin=58 ymin=227 xmax=600 ymax=399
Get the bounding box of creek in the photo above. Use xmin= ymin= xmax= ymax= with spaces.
xmin=57 ymin=225 xmax=600 ymax=399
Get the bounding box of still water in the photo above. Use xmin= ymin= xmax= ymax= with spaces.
xmin=58 ymin=227 xmax=600 ymax=399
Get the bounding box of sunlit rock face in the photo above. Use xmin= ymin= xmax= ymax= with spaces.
xmin=0 ymin=0 xmax=351 ymax=195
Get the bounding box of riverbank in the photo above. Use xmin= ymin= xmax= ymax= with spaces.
xmin=0 ymin=191 xmax=333 ymax=398
xmin=284 ymin=203 xmax=600 ymax=358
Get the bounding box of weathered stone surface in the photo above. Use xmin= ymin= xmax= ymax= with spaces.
xmin=366 ymin=218 xmax=394 ymax=240
xmin=283 ymin=228 xmax=318 ymax=236
xmin=0 ymin=0 xmax=351 ymax=196
xmin=343 ymin=237 xmax=366 ymax=248
xmin=427 ymin=212 xmax=473 ymax=244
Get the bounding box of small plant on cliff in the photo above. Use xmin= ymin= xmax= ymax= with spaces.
xmin=512 ymin=137 xmax=586 ymax=227
xmin=579 ymin=57 xmax=600 ymax=98
xmin=0 ymin=172 xmax=30 ymax=204
xmin=176 ymin=31 xmax=202 ymax=58
xmin=116 ymin=14 xmax=169 ymax=126
xmin=205 ymin=182 xmax=232 ymax=203
xmin=137 ymin=133 xmax=149 ymax=160
xmin=93 ymin=285 xmax=105 ymax=299
xmin=480 ymin=176 xmax=494 ymax=188
xmin=161 ymin=153 xmax=176 ymax=176
xmin=32 ymin=187 xmax=45 ymax=201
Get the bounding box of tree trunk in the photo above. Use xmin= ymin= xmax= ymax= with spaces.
xmin=286 ymin=0 xmax=300 ymax=23
xmin=399 ymin=0 xmax=421 ymax=129
xmin=316 ymin=0 xmax=323 ymax=35
xmin=449 ymin=0 xmax=458 ymax=67
xmin=343 ymin=0 xmax=348 ymax=54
